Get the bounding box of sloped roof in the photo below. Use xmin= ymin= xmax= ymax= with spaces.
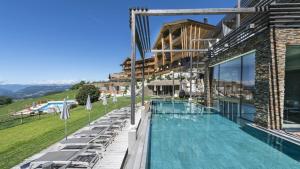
xmin=153 ymin=19 xmax=216 ymax=49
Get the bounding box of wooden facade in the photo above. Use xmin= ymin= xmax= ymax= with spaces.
xmin=121 ymin=57 xmax=155 ymax=80
xmin=152 ymin=19 xmax=217 ymax=72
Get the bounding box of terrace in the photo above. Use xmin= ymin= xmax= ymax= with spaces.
xmin=124 ymin=0 xmax=300 ymax=168
xmin=7 ymin=0 xmax=300 ymax=169
xmin=16 ymin=106 xmax=143 ymax=169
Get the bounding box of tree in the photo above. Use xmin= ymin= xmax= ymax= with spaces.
xmin=0 ymin=96 xmax=12 ymax=105
xmin=71 ymin=81 xmax=86 ymax=90
xmin=179 ymin=90 xmax=186 ymax=99
xmin=151 ymin=74 xmax=156 ymax=80
xmin=75 ymin=85 xmax=100 ymax=105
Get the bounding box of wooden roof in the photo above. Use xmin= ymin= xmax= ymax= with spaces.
xmin=153 ymin=19 xmax=217 ymax=49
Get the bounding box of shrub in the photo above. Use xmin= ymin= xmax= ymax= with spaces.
xmin=165 ymin=75 xmax=171 ymax=80
xmin=0 ymin=96 xmax=12 ymax=105
xmin=75 ymin=85 xmax=100 ymax=105
xmin=71 ymin=81 xmax=86 ymax=90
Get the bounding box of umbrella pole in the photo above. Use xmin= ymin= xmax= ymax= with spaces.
xmin=64 ymin=119 xmax=67 ymax=140
xmin=89 ymin=111 xmax=91 ymax=126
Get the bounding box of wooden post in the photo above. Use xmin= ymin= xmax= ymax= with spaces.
xmin=184 ymin=26 xmax=188 ymax=55
xmin=169 ymin=29 xmax=173 ymax=64
xmin=189 ymin=25 xmax=193 ymax=100
xmin=161 ymin=37 xmax=165 ymax=66
xmin=181 ymin=27 xmax=184 ymax=63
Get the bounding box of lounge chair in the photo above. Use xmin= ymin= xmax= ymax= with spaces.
xmin=61 ymin=138 xmax=93 ymax=145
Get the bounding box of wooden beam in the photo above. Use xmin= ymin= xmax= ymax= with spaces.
xmin=189 ymin=24 xmax=193 ymax=55
xmin=181 ymin=27 xmax=184 ymax=60
xmin=197 ymin=27 xmax=201 ymax=56
xmin=169 ymin=29 xmax=173 ymax=63
xmin=161 ymin=37 xmax=165 ymax=65
xmin=193 ymin=25 xmax=197 ymax=57
xmin=184 ymin=26 xmax=188 ymax=55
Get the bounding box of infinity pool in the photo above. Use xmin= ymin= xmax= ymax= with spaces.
xmin=148 ymin=101 xmax=300 ymax=169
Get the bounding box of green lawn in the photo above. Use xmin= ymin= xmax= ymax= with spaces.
xmin=0 ymin=90 xmax=78 ymax=129
xmin=0 ymin=95 xmax=144 ymax=169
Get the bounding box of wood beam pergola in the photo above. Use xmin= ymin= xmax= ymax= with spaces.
xmin=129 ymin=4 xmax=261 ymax=125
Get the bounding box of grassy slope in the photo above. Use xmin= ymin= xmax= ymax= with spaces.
xmin=0 ymin=90 xmax=78 ymax=117
xmin=0 ymin=95 xmax=143 ymax=169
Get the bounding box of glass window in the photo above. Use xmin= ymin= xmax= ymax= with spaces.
xmin=210 ymin=52 xmax=256 ymax=121
xmin=211 ymin=66 xmax=220 ymax=109
xmin=241 ymin=53 xmax=256 ymax=121
xmin=284 ymin=45 xmax=300 ymax=125
xmin=219 ymin=58 xmax=241 ymax=115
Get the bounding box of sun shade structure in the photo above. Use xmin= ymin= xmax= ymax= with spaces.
xmin=128 ymin=0 xmax=267 ymax=125
xmin=60 ymin=99 xmax=70 ymax=140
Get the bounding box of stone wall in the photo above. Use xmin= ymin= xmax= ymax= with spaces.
xmin=269 ymin=28 xmax=300 ymax=129
xmin=205 ymin=27 xmax=300 ymax=129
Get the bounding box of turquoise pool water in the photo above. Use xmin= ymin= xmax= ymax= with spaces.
xmin=38 ymin=100 xmax=76 ymax=112
xmin=148 ymin=101 xmax=300 ymax=169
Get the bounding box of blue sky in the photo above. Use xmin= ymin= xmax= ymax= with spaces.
xmin=0 ymin=0 xmax=236 ymax=84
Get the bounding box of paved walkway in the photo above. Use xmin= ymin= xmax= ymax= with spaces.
xmin=95 ymin=123 xmax=129 ymax=169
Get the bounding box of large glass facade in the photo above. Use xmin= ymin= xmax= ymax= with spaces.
xmin=211 ymin=52 xmax=256 ymax=121
xmin=284 ymin=45 xmax=300 ymax=125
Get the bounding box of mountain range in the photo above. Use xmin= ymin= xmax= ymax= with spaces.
xmin=0 ymin=84 xmax=72 ymax=99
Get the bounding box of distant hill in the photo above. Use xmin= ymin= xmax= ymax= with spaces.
xmin=0 ymin=84 xmax=72 ymax=99
xmin=0 ymin=84 xmax=30 ymax=92
xmin=0 ymin=88 xmax=15 ymax=98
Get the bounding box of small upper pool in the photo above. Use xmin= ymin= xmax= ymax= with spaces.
xmin=148 ymin=100 xmax=300 ymax=169
xmin=38 ymin=100 xmax=77 ymax=113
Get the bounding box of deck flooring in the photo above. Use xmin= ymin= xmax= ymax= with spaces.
xmin=95 ymin=124 xmax=129 ymax=169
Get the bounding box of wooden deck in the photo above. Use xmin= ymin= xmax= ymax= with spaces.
xmin=94 ymin=124 xmax=130 ymax=169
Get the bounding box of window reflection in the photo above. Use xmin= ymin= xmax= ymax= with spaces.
xmin=241 ymin=53 xmax=256 ymax=121
xmin=211 ymin=66 xmax=219 ymax=109
xmin=211 ymin=52 xmax=256 ymax=121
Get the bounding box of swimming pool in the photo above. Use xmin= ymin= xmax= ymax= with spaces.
xmin=148 ymin=100 xmax=300 ymax=169
xmin=38 ymin=100 xmax=77 ymax=112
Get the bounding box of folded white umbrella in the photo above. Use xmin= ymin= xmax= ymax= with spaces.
xmin=60 ymin=99 xmax=70 ymax=140
xmin=86 ymin=95 xmax=92 ymax=125
xmin=32 ymin=102 xmax=36 ymax=108
xmin=102 ymin=94 xmax=107 ymax=106
xmin=86 ymin=95 xmax=92 ymax=110
xmin=60 ymin=99 xmax=70 ymax=120
xmin=103 ymin=94 xmax=108 ymax=114
xmin=113 ymin=93 xmax=117 ymax=103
